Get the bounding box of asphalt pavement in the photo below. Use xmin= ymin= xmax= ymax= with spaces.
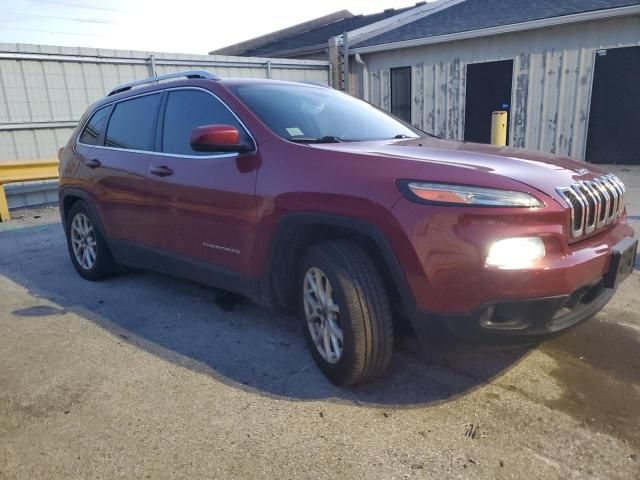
xmin=0 ymin=166 xmax=639 ymax=479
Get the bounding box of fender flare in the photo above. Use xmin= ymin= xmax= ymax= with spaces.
xmin=262 ymin=212 xmax=417 ymax=316
xmin=59 ymin=187 xmax=109 ymax=243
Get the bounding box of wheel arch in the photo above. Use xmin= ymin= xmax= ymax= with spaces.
xmin=59 ymin=187 xmax=109 ymax=242
xmin=262 ymin=212 xmax=416 ymax=319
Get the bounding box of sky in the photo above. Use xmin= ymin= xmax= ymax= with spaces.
xmin=0 ymin=0 xmax=424 ymax=54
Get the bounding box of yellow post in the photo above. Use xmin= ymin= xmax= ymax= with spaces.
xmin=0 ymin=185 xmax=10 ymax=222
xmin=491 ymin=111 xmax=508 ymax=146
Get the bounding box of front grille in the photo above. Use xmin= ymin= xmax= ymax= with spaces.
xmin=556 ymin=174 xmax=625 ymax=239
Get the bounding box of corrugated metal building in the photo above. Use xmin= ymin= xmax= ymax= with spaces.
xmin=220 ymin=0 xmax=640 ymax=165
xmin=0 ymin=43 xmax=330 ymax=208
xmin=352 ymin=0 xmax=640 ymax=165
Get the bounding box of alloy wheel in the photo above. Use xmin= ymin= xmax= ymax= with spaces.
xmin=303 ymin=267 xmax=343 ymax=363
xmin=70 ymin=213 xmax=97 ymax=270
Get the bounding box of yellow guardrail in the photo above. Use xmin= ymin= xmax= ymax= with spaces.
xmin=0 ymin=159 xmax=59 ymax=222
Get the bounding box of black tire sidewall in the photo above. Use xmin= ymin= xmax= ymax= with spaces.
xmin=298 ymin=248 xmax=366 ymax=384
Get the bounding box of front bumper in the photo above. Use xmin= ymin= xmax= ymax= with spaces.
xmin=391 ymin=196 xmax=635 ymax=313
xmin=413 ymin=235 xmax=636 ymax=344
xmin=431 ymin=278 xmax=615 ymax=344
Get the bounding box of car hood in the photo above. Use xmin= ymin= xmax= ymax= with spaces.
xmin=310 ymin=137 xmax=608 ymax=200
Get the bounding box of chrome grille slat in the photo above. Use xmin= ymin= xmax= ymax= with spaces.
xmin=556 ymin=174 xmax=626 ymax=240
xmin=577 ymin=183 xmax=598 ymax=233
xmin=556 ymin=187 xmax=584 ymax=237
xmin=601 ymin=176 xmax=620 ymax=219
xmin=607 ymin=174 xmax=625 ymax=214
xmin=592 ymin=179 xmax=610 ymax=227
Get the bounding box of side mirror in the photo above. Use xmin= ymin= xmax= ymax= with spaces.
xmin=189 ymin=125 xmax=251 ymax=153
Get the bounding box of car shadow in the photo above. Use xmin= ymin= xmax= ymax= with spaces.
xmin=1 ymin=223 xmax=531 ymax=407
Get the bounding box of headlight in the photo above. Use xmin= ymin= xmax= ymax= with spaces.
xmin=486 ymin=237 xmax=546 ymax=269
xmin=399 ymin=181 xmax=544 ymax=207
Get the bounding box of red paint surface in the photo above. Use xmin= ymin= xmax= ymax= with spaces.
xmin=190 ymin=124 xmax=240 ymax=149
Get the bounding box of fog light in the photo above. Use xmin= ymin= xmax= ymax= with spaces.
xmin=486 ymin=237 xmax=545 ymax=269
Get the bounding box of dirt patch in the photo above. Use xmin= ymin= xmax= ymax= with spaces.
xmin=542 ymin=314 xmax=640 ymax=447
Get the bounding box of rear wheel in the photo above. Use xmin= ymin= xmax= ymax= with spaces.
xmin=299 ymin=240 xmax=394 ymax=386
xmin=65 ymin=201 xmax=116 ymax=280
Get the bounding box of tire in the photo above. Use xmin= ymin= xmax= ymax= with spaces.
xmin=65 ymin=201 xmax=116 ymax=281
xmin=299 ymin=240 xmax=394 ymax=386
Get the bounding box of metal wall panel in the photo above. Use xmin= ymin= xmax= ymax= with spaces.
xmin=362 ymin=15 xmax=640 ymax=161
xmin=0 ymin=43 xmax=330 ymax=162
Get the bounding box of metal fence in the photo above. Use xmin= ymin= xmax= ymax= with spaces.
xmin=0 ymin=43 xmax=330 ymax=208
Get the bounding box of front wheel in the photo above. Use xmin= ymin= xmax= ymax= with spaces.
xmin=299 ymin=240 xmax=394 ymax=386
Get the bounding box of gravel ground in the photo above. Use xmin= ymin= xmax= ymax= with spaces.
xmin=0 ymin=167 xmax=639 ymax=479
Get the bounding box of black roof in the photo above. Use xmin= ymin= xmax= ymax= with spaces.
xmin=356 ymin=0 xmax=640 ymax=48
xmin=241 ymin=5 xmax=420 ymax=57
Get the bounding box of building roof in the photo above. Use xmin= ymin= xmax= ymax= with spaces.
xmin=355 ymin=0 xmax=640 ymax=48
xmin=238 ymin=4 xmax=422 ymax=57
xmin=210 ymin=10 xmax=353 ymax=56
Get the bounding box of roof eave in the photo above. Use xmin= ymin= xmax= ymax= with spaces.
xmin=250 ymin=43 xmax=328 ymax=58
xmin=351 ymin=4 xmax=640 ymax=54
xmin=347 ymin=0 xmax=466 ymax=47
xmin=209 ymin=10 xmax=352 ymax=55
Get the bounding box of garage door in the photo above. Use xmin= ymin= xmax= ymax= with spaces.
xmin=586 ymin=46 xmax=640 ymax=165
xmin=464 ymin=60 xmax=513 ymax=144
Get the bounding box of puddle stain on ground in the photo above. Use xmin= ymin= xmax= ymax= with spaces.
xmin=12 ymin=305 xmax=67 ymax=317
xmin=542 ymin=312 xmax=640 ymax=447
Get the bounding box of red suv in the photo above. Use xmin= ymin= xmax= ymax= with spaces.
xmin=59 ymin=71 xmax=636 ymax=385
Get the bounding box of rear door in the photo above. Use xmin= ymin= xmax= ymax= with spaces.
xmin=90 ymin=92 xmax=162 ymax=245
xmin=76 ymin=104 xmax=111 ymax=188
xmin=145 ymin=88 xmax=259 ymax=276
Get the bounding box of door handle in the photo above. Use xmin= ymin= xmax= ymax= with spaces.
xmin=86 ymin=158 xmax=101 ymax=169
xmin=150 ymin=165 xmax=174 ymax=177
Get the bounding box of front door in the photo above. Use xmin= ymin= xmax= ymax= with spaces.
xmin=145 ymin=88 xmax=259 ymax=276
xmin=586 ymin=46 xmax=640 ymax=165
xmin=464 ymin=60 xmax=514 ymax=144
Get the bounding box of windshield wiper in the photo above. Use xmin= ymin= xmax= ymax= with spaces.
xmin=289 ymin=135 xmax=343 ymax=144
xmin=394 ymin=131 xmax=442 ymax=140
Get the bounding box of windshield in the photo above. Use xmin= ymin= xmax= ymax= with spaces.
xmin=231 ymin=83 xmax=421 ymax=142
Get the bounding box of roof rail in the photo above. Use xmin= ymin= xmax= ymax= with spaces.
xmin=107 ymin=70 xmax=220 ymax=96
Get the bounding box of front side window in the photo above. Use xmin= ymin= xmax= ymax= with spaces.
xmin=105 ymin=93 xmax=161 ymax=151
xmin=161 ymin=89 xmax=249 ymax=155
xmin=79 ymin=106 xmax=110 ymax=145
xmin=231 ymin=84 xmax=419 ymax=142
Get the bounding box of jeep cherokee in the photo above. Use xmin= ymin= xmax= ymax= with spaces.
xmin=58 ymin=71 xmax=637 ymax=386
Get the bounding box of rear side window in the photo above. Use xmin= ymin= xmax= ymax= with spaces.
xmin=105 ymin=93 xmax=161 ymax=151
xmin=161 ymin=89 xmax=248 ymax=155
xmin=79 ymin=106 xmax=110 ymax=145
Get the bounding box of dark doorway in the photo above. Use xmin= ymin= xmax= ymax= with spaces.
xmin=391 ymin=67 xmax=412 ymax=123
xmin=464 ymin=60 xmax=513 ymax=144
xmin=586 ymin=46 xmax=640 ymax=165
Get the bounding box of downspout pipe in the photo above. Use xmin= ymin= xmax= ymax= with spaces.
xmin=342 ymin=31 xmax=349 ymax=93
xmin=354 ymin=53 xmax=368 ymax=101
xmin=148 ymin=54 xmax=157 ymax=79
